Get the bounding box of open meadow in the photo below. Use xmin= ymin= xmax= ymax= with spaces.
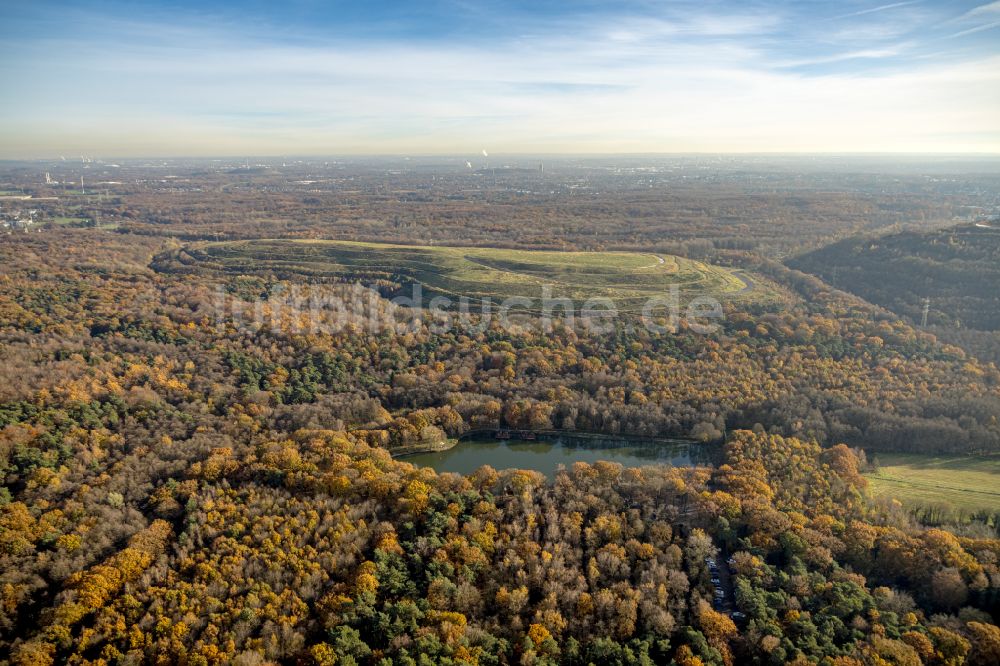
xmin=159 ymin=238 xmax=765 ymax=312
xmin=866 ymin=452 xmax=1000 ymax=514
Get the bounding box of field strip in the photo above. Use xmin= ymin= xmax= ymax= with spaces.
xmin=872 ymin=475 xmax=1000 ymax=498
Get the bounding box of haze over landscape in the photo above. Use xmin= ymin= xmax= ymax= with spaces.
xmin=2 ymin=0 xmax=1000 ymax=156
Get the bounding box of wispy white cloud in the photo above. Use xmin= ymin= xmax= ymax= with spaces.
xmin=0 ymin=3 xmax=998 ymax=155
xmin=776 ymin=47 xmax=904 ymax=68
xmin=947 ymin=19 xmax=1000 ymax=37
xmin=833 ymin=1 xmax=922 ymax=20
xmin=943 ymin=0 xmax=1000 ymax=38
xmin=960 ymin=1 xmax=1000 ymax=19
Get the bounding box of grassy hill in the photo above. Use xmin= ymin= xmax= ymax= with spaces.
xmin=789 ymin=223 xmax=1000 ymax=330
xmin=156 ymin=239 xmax=765 ymax=312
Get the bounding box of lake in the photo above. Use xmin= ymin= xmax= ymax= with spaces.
xmin=401 ymin=433 xmax=714 ymax=477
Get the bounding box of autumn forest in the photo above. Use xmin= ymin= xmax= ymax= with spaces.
xmin=1 ymin=157 xmax=1000 ymax=665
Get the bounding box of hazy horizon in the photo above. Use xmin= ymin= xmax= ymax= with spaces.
xmin=5 ymin=153 xmax=1000 ymax=166
xmin=6 ymin=151 xmax=1000 ymax=159
xmin=2 ymin=0 xmax=1000 ymax=157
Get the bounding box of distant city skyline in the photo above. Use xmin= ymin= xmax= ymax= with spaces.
xmin=2 ymin=0 xmax=999 ymax=157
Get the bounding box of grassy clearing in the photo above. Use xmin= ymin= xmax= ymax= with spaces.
xmin=168 ymin=239 xmax=769 ymax=311
xmin=865 ymin=452 xmax=1000 ymax=513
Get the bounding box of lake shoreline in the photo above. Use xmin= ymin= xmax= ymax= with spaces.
xmin=393 ymin=429 xmax=704 ymax=459
xmin=458 ymin=428 xmax=702 ymax=445
xmin=398 ymin=431 xmax=715 ymax=476
xmin=392 ymin=438 xmax=459 ymax=457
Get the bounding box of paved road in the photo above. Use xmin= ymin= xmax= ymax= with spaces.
xmin=716 ymin=552 xmax=736 ymax=615
xmin=637 ymin=254 xmax=667 ymax=269
xmin=734 ymin=270 xmax=755 ymax=295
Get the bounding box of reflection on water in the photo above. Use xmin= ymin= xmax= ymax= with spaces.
xmin=402 ymin=435 xmax=715 ymax=477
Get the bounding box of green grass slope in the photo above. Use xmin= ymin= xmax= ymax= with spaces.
xmin=158 ymin=239 xmax=766 ymax=312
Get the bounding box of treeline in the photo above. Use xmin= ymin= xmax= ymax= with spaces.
xmin=789 ymin=224 xmax=1000 ymax=332
xmin=6 ymin=426 xmax=1000 ymax=664
xmin=1 ymin=228 xmax=1000 ymax=662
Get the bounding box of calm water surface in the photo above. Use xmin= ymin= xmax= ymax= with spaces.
xmin=403 ymin=435 xmax=713 ymax=477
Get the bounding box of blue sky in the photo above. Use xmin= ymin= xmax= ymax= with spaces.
xmin=1 ymin=0 xmax=999 ymax=156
